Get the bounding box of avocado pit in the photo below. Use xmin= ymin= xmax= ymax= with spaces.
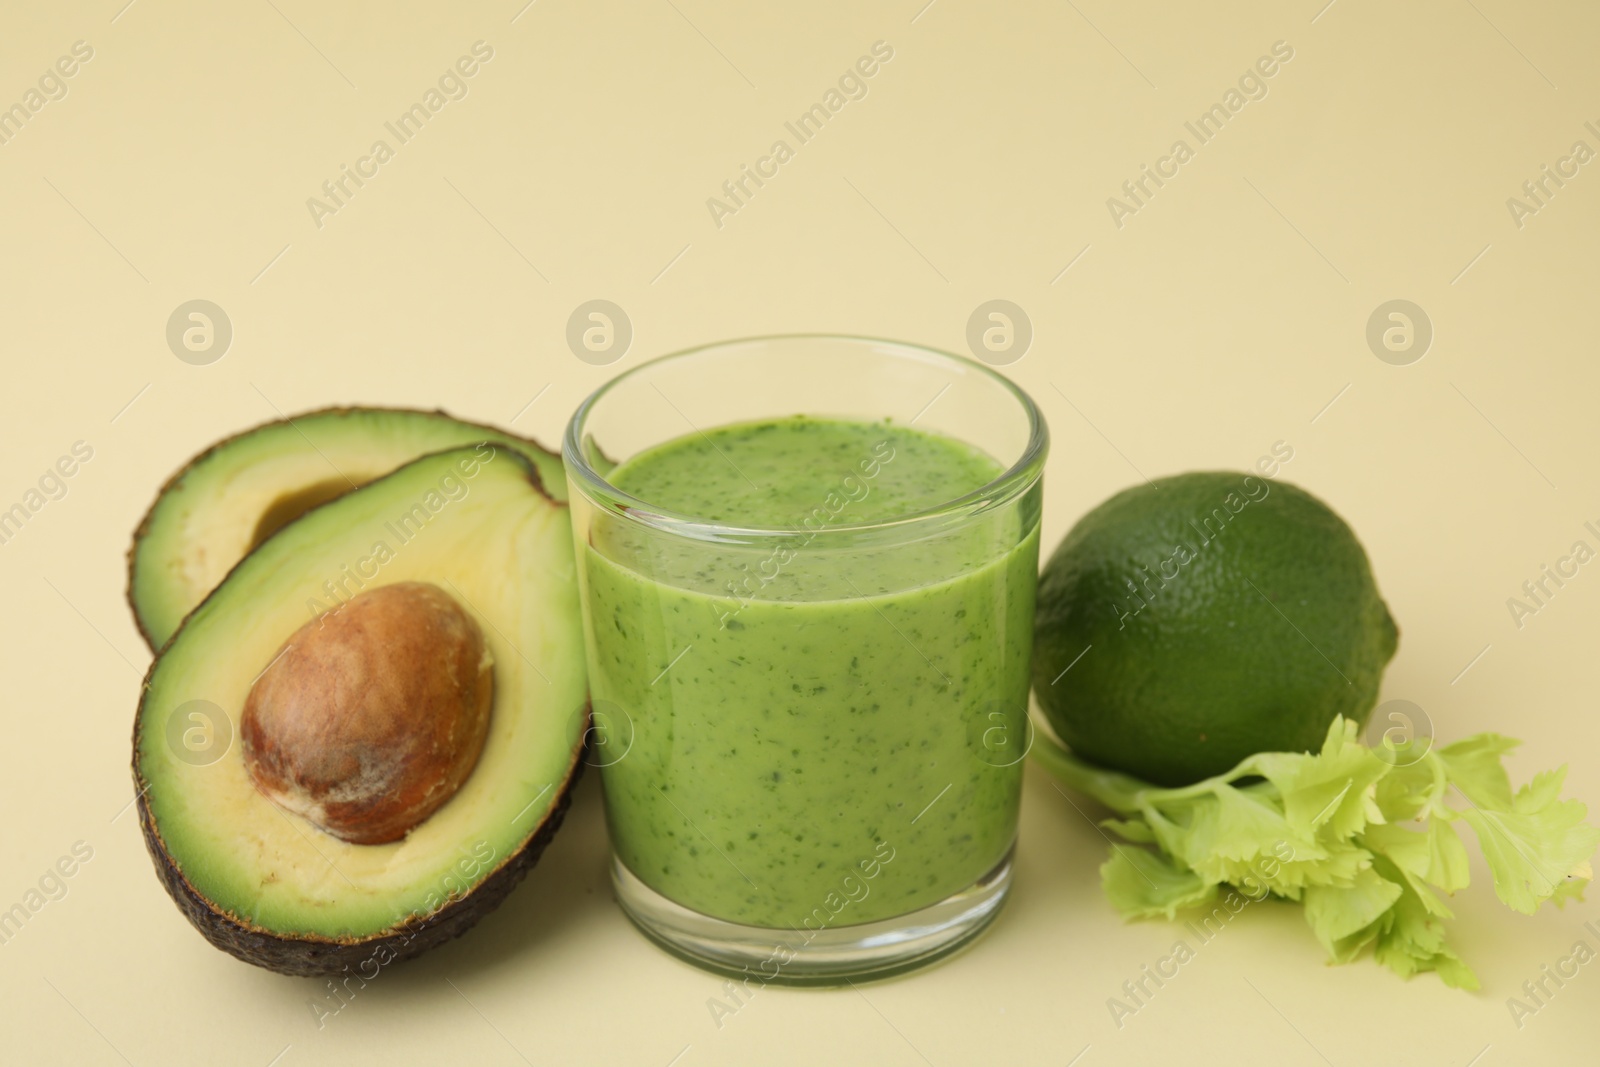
xmin=241 ymin=581 xmax=493 ymax=845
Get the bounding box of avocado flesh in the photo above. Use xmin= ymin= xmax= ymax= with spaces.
xmin=127 ymin=406 xmax=566 ymax=651
xmin=133 ymin=445 xmax=586 ymax=975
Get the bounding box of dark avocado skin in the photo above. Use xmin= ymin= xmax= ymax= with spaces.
xmin=124 ymin=405 xmax=563 ymax=653
xmin=132 ymin=751 xmax=583 ymax=977
xmin=1032 ymin=472 xmax=1399 ymax=787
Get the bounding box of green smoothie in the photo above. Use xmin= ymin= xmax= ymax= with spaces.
xmin=581 ymin=416 xmax=1039 ymax=929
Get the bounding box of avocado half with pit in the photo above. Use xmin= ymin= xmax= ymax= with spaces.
xmin=127 ymin=406 xmax=565 ymax=651
xmin=132 ymin=445 xmax=586 ymax=975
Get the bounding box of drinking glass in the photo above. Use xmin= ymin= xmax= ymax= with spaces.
xmin=563 ymin=335 xmax=1048 ymax=982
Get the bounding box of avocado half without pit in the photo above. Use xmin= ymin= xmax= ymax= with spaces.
xmin=125 ymin=406 xmax=566 ymax=652
xmin=132 ymin=445 xmax=587 ymax=975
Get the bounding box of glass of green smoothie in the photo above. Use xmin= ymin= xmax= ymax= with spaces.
xmin=563 ymin=335 xmax=1047 ymax=982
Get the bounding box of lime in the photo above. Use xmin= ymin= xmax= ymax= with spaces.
xmin=1032 ymin=472 xmax=1398 ymax=786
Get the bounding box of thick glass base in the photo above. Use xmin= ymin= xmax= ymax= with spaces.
xmin=612 ymin=846 xmax=1013 ymax=986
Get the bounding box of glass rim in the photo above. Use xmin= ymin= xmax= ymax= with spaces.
xmin=562 ymin=333 xmax=1049 ymax=542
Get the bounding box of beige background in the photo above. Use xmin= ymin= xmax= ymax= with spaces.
xmin=2 ymin=0 xmax=1598 ymax=1063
